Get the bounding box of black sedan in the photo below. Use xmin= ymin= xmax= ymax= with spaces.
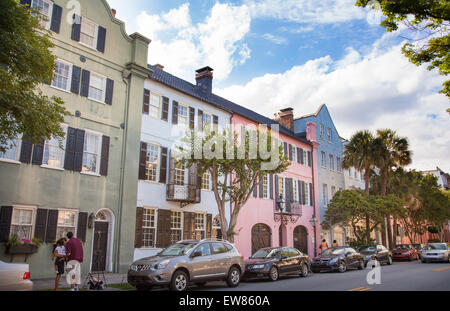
xmin=243 ymin=247 xmax=310 ymax=281
xmin=357 ymin=245 xmax=392 ymax=266
xmin=311 ymin=246 xmax=365 ymax=273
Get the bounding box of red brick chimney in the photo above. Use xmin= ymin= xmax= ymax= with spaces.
xmin=276 ymin=108 xmax=294 ymax=131
xmin=154 ymin=64 xmax=164 ymax=71
xmin=111 ymin=9 xmax=117 ymax=17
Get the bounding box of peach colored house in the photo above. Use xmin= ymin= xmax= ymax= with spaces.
xmin=230 ymin=108 xmax=321 ymax=259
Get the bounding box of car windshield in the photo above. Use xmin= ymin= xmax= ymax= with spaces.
xmin=159 ymin=243 xmax=196 ymax=256
xmin=424 ymin=244 xmax=446 ymax=250
xmin=358 ymin=245 xmax=376 ymax=252
xmin=251 ymin=249 xmax=280 ymax=259
xmin=394 ymin=245 xmax=410 ymax=250
xmin=321 ymin=248 xmax=345 ymax=256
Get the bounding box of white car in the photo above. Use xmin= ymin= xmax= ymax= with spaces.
xmin=0 ymin=260 xmax=33 ymax=291
xmin=421 ymin=243 xmax=450 ymax=263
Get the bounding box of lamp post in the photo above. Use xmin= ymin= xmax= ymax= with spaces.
xmin=309 ymin=216 xmax=318 ymax=257
xmin=276 ymin=195 xmax=286 ymax=246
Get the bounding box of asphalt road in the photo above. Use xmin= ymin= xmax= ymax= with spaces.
xmin=189 ymin=260 xmax=450 ymax=291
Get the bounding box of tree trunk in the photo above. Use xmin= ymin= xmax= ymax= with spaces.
xmin=386 ymin=215 xmax=393 ymax=249
xmin=381 ymin=219 xmax=387 ymax=247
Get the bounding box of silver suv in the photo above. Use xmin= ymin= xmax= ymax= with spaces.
xmin=128 ymin=239 xmax=244 ymax=291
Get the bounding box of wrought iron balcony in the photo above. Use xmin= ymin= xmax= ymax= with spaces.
xmin=274 ymin=202 xmax=302 ymax=224
xmin=166 ymin=183 xmax=201 ymax=204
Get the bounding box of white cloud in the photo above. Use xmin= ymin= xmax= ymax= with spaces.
xmin=215 ymin=42 xmax=450 ymax=172
xmin=262 ymin=33 xmax=288 ymax=45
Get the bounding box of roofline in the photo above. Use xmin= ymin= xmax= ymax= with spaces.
xmin=294 ymin=103 xmax=326 ymax=121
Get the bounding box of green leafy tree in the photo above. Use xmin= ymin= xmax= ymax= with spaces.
xmin=356 ymin=0 xmax=450 ymax=104
xmin=0 ymin=0 xmax=68 ymax=152
xmin=178 ymin=126 xmax=290 ymax=242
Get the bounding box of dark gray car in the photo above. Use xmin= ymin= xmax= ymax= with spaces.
xmin=128 ymin=239 xmax=244 ymax=291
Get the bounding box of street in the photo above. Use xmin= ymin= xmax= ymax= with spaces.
xmin=183 ymin=261 xmax=450 ymax=291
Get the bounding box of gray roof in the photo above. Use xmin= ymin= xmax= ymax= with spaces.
xmin=147 ymin=65 xmax=311 ymax=145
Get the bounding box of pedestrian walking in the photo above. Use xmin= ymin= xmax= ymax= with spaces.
xmin=319 ymin=239 xmax=329 ymax=253
xmin=332 ymin=240 xmax=338 ymax=247
xmin=65 ymin=232 xmax=83 ymax=291
xmin=52 ymin=238 xmax=67 ymax=291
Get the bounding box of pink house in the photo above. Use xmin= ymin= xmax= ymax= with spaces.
xmin=231 ymin=108 xmax=321 ymax=259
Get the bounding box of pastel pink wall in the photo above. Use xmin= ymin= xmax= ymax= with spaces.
xmin=231 ymin=114 xmax=321 ymax=259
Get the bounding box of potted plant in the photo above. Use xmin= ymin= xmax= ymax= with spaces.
xmin=5 ymin=235 xmax=42 ymax=255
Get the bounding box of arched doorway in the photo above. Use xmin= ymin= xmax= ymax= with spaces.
xmin=91 ymin=209 xmax=114 ymax=272
xmin=251 ymin=224 xmax=271 ymax=255
xmin=293 ymin=226 xmax=308 ymax=254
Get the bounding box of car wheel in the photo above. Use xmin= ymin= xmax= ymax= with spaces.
xmin=358 ymin=259 xmax=365 ymax=270
xmin=338 ymin=261 xmax=347 ymax=273
xmin=269 ymin=266 xmax=279 ymax=281
xmin=387 ymin=256 xmax=393 ymax=265
xmin=300 ymin=264 xmax=309 ymax=277
xmin=170 ymin=270 xmax=189 ymax=292
xmin=226 ymin=266 xmax=241 ymax=287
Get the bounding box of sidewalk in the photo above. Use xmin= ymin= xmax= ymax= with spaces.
xmin=31 ymin=273 xmax=129 ymax=291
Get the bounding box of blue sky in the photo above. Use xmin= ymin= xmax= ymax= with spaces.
xmin=106 ymin=0 xmax=449 ymax=172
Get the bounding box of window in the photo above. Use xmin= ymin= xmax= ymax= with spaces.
xmin=331 ymin=186 xmax=336 ymax=198
xmin=170 ymin=211 xmax=182 ymax=244
xmin=321 ymin=152 xmax=326 ymax=167
xmin=194 ymin=213 xmax=206 ymax=240
xmin=262 ymin=175 xmax=269 ymax=199
xmin=202 ymin=171 xmax=211 ymax=190
xmin=327 ymin=128 xmax=332 ymax=142
xmin=354 ymin=169 xmax=358 ymax=179
xmin=336 ymin=157 xmax=341 ymax=172
xmin=319 ymin=124 xmax=324 ymax=140
xmin=211 ymin=242 xmax=229 ymax=255
xmin=31 ymin=0 xmax=52 ymax=29
xmin=142 ymin=208 xmax=156 ymax=248
xmin=145 ymin=144 xmax=159 ymax=182
xmin=10 ymin=207 xmax=35 ymax=240
xmin=178 ymin=104 xmax=189 ymax=128
xmin=0 ymin=137 xmax=21 ymax=162
xmin=174 ymin=162 xmax=186 ymax=185
xmin=329 ymin=155 xmax=334 ymax=170
xmin=291 ymin=145 xmax=297 ymax=162
xmin=303 ymin=150 xmax=307 ymax=165
xmin=278 ymin=176 xmax=285 ymax=198
xmin=42 ymin=125 xmax=67 ymax=169
xmin=202 ymin=112 xmax=212 ymax=132
xmin=51 ymin=60 xmax=72 ymax=92
xmin=194 ymin=243 xmax=211 ymax=256
xmin=57 ymin=210 xmax=77 ymax=239
xmin=88 ymin=72 xmax=106 ymax=103
xmin=149 ymin=93 xmax=161 ymax=119
xmin=80 ymin=17 xmax=98 ymax=49
xmin=212 ymin=216 xmax=222 ymax=239
xmin=304 ymin=182 xmax=310 ymax=206
xmin=82 ymin=131 xmax=102 ymax=174
xmin=349 ymin=168 xmax=352 ymax=177
xmin=360 ymin=171 xmax=363 ymax=180
xmin=293 ymin=180 xmax=298 ymax=203
xmin=323 ymin=184 xmax=328 ymax=205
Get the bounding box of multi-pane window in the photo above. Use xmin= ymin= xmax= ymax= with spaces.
xmin=51 ymin=60 xmax=72 ymax=91
xmin=202 ymin=171 xmax=211 ymax=190
xmin=0 ymin=138 xmax=21 ymax=162
xmin=170 ymin=211 xmax=182 ymax=244
xmin=291 ymin=145 xmax=297 ymax=162
xmin=327 ymin=128 xmax=332 ymax=142
xmin=262 ymin=175 xmax=269 ymax=199
xmin=321 ymin=152 xmax=326 ymax=167
xmin=145 ymin=144 xmax=159 ymax=182
xmin=149 ymin=93 xmax=161 ymax=119
xmin=304 ymin=183 xmax=310 ymax=206
xmin=329 ymin=155 xmax=334 ymax=170
xmin=82 ymin=131 xmax=101 ymax=174
xmin=43 ymin=125 xmax=67 ymax=169
xmin=202 ymin=113 xmax=212 ymax=131
xmin=10 ymin=207 xmax=35 ymax=240
xmin=278 ymin=176 xmax=285 ymax=199
xmin=293 ymin=180 xmax=298 ymax=203
xmin=174 ymin=162 xmax=186 ymax=185
xmin=212 ymin=216 xmax=222 ymax=239
xmin=31 ymin=0 xmax=51 ymax=28
xmin=89 ymin=72 xmax=106 ymax=103
xmin=194 ymin=213 xmax=206 ymax=240
xmin=142 ymin=208 xmax=156 ymax=248
xmin=178 ymin=104 xmax=189 ymax=128
xmin=303 ymin=150 xmax=307 ymax=165
xmin=323 ymin=184 xmax=328 ymax=205
xmin=320 ymin=124 xmax=324 ymax=140
xmin=80 ymin=17 xmax=98 ymax=49
xmin=336 ymin=157 xmax=341 ymax=172
xmin=56 ymin=210 xmax=77 ymax=239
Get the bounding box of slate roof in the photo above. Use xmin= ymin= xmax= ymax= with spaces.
xmin=147 ymin=64 xmax=311 ymax=145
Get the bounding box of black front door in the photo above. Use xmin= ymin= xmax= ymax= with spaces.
xmin=293 ymin=226 xmax=308 ymax=254
xmin=92 ymin=221 xmax=108 ymax=272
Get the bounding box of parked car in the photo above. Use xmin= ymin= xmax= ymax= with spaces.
xmin=411 ymin=244 xmax=424 ymax=259
xmin=421 ymin=243 xmax=450 ymax=263
xmin=357 ymin=245 xmax=392 ymax=267
xmin=0 ymin=260 xmax=33 ymax=291
xmin=311 ymin=246 xmax=365 ymax=273
xmin=392 ymin=244 xmax=418 ymax=261
xmin=243 ymin=247 xmax=310 ymax=281
xmin=128 ymin=239 xmax=244 ymax=291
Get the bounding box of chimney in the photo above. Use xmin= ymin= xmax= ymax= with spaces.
xmin=154 ymin=64 xmax=164 ymax=71
xmin=112 ymin=9 xmax=117 ymax=17
xmin=276 ymin=108 xmax=294 ymax=131
xmin=195 ymin=66 xmax=214 ymax=94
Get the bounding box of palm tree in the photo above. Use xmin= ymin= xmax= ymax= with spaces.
xmin=376 ymin=129 xmax=412 ymax=249
xmin=342 ymin=130 xmax=379 ymax=237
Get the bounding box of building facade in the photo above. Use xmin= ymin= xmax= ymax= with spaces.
xmin=0 ymin=0 xmax=151 ymax=278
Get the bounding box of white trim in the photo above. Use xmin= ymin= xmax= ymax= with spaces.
xmin=0 ymin=159 xmax=21 ymax=165
xmin=81 ymin=129 xmax=102 ymax=175
xmin=87 ymin=71 xmax=107 ymax=104
xmin=56 ymin=208 xmax=79 ymax=239
xmin=51 ymin=59 xmax=73 ymax=93
xmin=79 ymin=16 xmax=99 ymax=51
xmin=10 ymin=205 xmax=37 ymax=240
xmin=147 ymin=91 xmax=162 ymax=121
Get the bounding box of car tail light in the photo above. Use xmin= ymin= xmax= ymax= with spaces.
xmin=23 ymin=272 xmax=30 ymax=280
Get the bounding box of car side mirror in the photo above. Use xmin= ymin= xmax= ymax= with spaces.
xmin=191 ymin=251 xmax=202 ymax=258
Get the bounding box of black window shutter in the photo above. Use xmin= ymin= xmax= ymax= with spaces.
xmin=142 ymin=89 xmax=150 ymax=114
xmin=274 ymin=175 xmax=279 ymax=201
xmin=198 ymin=110 xmax=203 ymax=130
xmin=189 ymin=107 xmax=195 ymax=129
xmin=259 ymin=177 xmax=264 ymax=198
xmin=159 ymin=147 xmax=168 ymax=184
xmin=298 ymin=180 xmax=302 ymax=203
xmin=309 ymin=183 xmax=313 ymax=206
xmin=156 ymin=209 xmax=171 ymax=248
xmin=161 ymin=97 xmax=169 ymax=121
xmin=32 ymin=141 xmax=45 ymax=165
xmin=285 ymin=178 xmax=293 ymax=212
xmin=80 ymin=70 xmax=90 ymax=97
xmin=0 ymin=206 xmax=13 ymax=242
xmin=213 ymin=115 xmax=219 ymax=132
xmin=34 ymin=209 xmax=48 ymax=241
xmin=138 ymin=142 xmax=147 ymax=180
xmin=283 ymin=142 xmax=288 ymax=157
xmin=299 ymin=148 xmax=304 ymax=164
xmin=71 ymin=15 xmax=81 ymax=42
xmin=64 ymin=127 xmax=76 ymax=171
xmin=172 ymin=101 xmax=178 ymax=124
xmin=105 ymin=78 xmax=114 ymax=105
xmin=71 ymin=66 xmax=81 ymax=94
xmin=134 ymin=207 xmax=143 ymax=248
xmin=45 ymin=210 xmax=59 ymax=243
xmin=269 ymin=174 xmax=274 ymax=199
xmin=73 ymin=129 xmax=85 ymax=172
xmin=96 ymin=26 xmax=107 ymax=53
xmin=19 ymin=137 xmax=33 ymax=164
xmin=50 ymin=4 xmax=63 ymax=33
xmin=100 ymin=135 xmax=110 ymax=176
xmin=77 ymin=212 xmax=88 ymax=242
xmin=253 ymin=184 xmax=257 ymax=198
xmin=288 ymin=144 xmax=293 ymax=161
xmin=296 ymin=147 xmax=301 ymax=164
xmin=307 ymin=151 xmax=312 ymax=167
xmin=301 ymin=181 xmax=306 ymax=205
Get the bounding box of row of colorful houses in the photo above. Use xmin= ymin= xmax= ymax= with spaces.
xmin=0 ymin=0 xmax=439 ymax=279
